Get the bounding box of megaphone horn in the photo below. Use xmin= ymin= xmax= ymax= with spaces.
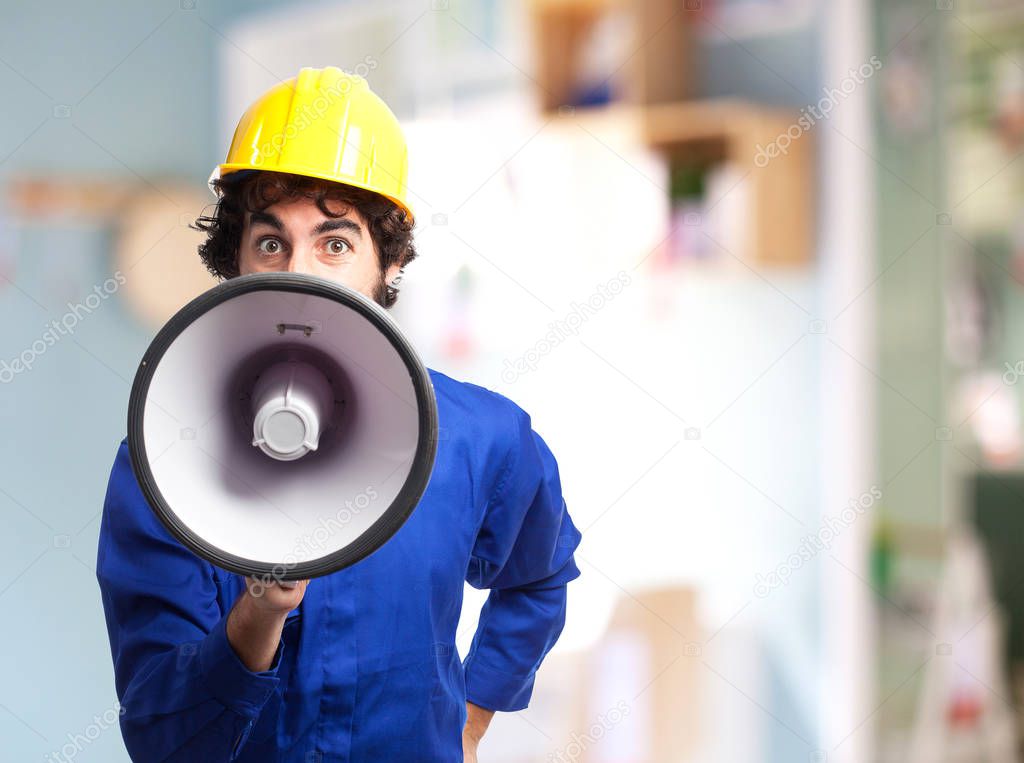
xmin=127 ymin=272 xmax=438 ymax=580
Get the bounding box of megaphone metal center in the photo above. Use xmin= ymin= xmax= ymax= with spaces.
xmin=251 ymin=358 xmax=334 ymax=461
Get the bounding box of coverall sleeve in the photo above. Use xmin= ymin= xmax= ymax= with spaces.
xmin=463 ymin=400 xmax=583 ymax=712
xmin=95 ymin=438 xmax=282 ymax=762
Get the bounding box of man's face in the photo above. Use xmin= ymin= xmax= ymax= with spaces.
xmin=237 ymin=196 xmax=400 ymax=306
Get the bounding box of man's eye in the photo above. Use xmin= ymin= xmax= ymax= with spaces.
xmin=256 ymin=237 xmax=283 ymax=255
xmin=326 ymin=238 xmax=350 ymax=256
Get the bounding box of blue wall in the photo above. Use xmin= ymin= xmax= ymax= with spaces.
xmin=0 ymin=3 xmax=294 ymax=759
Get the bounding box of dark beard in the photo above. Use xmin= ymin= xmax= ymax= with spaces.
xmin=370 ymin=268 xmax=389 ymax=309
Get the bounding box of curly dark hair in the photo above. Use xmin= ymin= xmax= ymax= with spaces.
xmin=191 ymin=170 xmax=417 ymax=309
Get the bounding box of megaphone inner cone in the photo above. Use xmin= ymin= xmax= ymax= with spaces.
xmin=251 ymin=358 xmax=336 ymax=461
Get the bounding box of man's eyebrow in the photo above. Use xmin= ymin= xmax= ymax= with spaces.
xmin=312 ymin=217 xmax=363 ymax=239
xmin=249 ymin=211 xmax=283 ymax=230
xmin=249 ymin=211 xmax=363 ymax=240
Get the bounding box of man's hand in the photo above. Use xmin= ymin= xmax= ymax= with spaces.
xmin=242 ymin=576 xmax=308 ymax=616
xmin=226 ymin=577 xmax=309 ymax=672
xmin=462 ymin=701 xmax=494 ymax=762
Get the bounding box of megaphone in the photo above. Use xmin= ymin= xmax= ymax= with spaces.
xmin=126 ymin=272 xmax=438 ymax=581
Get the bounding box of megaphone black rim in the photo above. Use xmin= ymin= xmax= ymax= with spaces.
xmin=127 ymin=272 xmax=438 ymax=580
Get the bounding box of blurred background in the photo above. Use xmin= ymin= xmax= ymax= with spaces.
xmin=2 ymin=0 xmax=1023 ymax=760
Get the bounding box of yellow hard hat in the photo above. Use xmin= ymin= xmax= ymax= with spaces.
xmin=209 ymin=66 xmax=414 ymax=222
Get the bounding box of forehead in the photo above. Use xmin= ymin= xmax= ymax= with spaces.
xmin=248 ymin=196 xmax=366 ymax=227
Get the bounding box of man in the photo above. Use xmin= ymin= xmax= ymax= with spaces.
xmin=96 ymin=67 xmax=582 ymax=762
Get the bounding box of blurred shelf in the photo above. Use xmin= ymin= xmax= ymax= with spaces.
xmin=641 ymin=99 xmax=798 ymax=149
xmin=528 ymin=0 xmax=697 ymax=112
xmin=8 ymin=175 xmax=138 ymax=222
xmin=528 ymin=0 xmax=814 ymax=268
xmin=549 ymin=98 xmax=815 ymax=267
xmin=528 ymin=0 xmax=622 ymax=10
xmin=642 ymin=99 xmax=814 ymax=267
